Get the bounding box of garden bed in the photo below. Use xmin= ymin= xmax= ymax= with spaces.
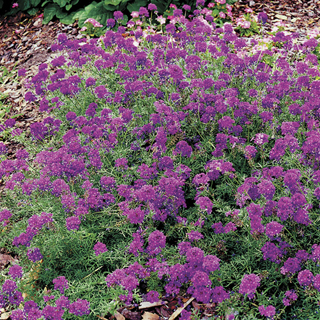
xmin=1 ymin=1 xmax=320 ymax=320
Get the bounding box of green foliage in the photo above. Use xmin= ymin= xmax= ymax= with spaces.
xmin=2 ymin=0 xmax=238 ymax=31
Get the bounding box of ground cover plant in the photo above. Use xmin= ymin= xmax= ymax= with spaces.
xmin=1 ymin=0 xmax=237 ymax=29
xmin=1 ymin=1 xmax=320 ymax=319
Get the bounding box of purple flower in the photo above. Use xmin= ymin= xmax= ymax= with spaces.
xmin=5 ymin=118 xmax=16 ymax=128
xmin=253 ymin=133 xmax=269 ymax=145
xmin=66 ymin=216 xmax=81 ymax=231
xmin=139 ymin=7 xmax=149 ymax=17
xmin=8 ymin=265 xmax=23 ymax=280
xmin=107 ymin=19 xmax=115 ymax=28
xmin=8 ymin=291 xmax=24 ymax=306
xmin=281 ymin=257 xmax=301 ymax=276
xmin=69 ymin=299 xmax=90 ymax=316
xmin=53 ymin=276 xmax=69 ymax=294
xmin=51 ymin=55 xmax=66 ymax=67
xmin=187 ymin=231 xmax=203 ymax=242
xmin=18 ymin=68 xmax=26 ymax=76
xmin=2 ymin=279 xmax=17 ymax=294
xmin=10 ymin=309 xmax=26 ymax=319
xmin=25 ymin=91 xmax=36 ymax=102
xmin=148 ymin=3 xmax=157 ymax=11
xmin=261 ymin=242 xmax=283 ymax=263
xmin=239 ymin=274 xmax=260 ymax=298
xmin=257 ymin=12 xmax=268 ymax=25
xmin=115 ymin=157 xmax=128 ymax=170
xmin=203 ymin=255 xmax=220 ymax=272
xmin=30 ymin=122 xmax=48 ymax=141
xmin=147 ymin=230 xmax=166 ymax=254
xmin=191 ymin=271 xmax=211 ymax=287
xmin=127 ymin=208 xmax=145 ymax=224
xmin=218 ymin=116 xmax=234 ymax=130
xmin=174 ymin=141 xmax=192 ymax=157
xmin=93 ymin=242 xmax=108 ymax=256
xmin=0 ymin=209 xmax=12 ymax=223
xmin=196 ymin=197 xmax=213 ymax=214
xmin=258 ymin=305 xmax=276 ymax=318
xmin=183 ymin=4 xmax=191 ymax=11
xmin=85 ymin=77 xmax=96 ymax=87
xmin=212 ymin=222 xmax=224 ymax=234
xmin=114 ymin=11 xmax=123 ymax=21
xmin=186 ymin=247 xmax=204 ymax=264
xmin=297 ymin=269 xmax=314 ymax=286
xmin=265 ymin=221 xmax=283 ymax=237
xmin=283 ymin=290 xmax=297 ymax=306
xmin=244 ymin=145 xmax=257 ymax=159
xmin=168 ymin=65 xmax=184 ymax=81
xmin=56 ymin=295 xmax=70 ymax=309
xmin=211 ymin=286 xmax=230 ymax=303
xmin=27 ymin=247 xmax=43 ymax=262
xmin=146 ymin=290 xmax=159 ymax=303
xmin=66 ymin=112 xmax=77 ymax=121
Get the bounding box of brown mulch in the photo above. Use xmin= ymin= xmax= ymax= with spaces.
xmin=0 ymin=11 xmax=82 ymax=162
xmin=233 ymin=0 xmax=320 ymax=33
xmin=0 ymin=1 xmax=320 ymax=161
xmin=1 ymin=2 xmax=320 ymax=319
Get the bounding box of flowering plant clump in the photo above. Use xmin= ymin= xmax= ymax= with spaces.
xmin=2 ymin=2 xmax=320 ymax=319
xmin=235 ymin=8 xmax=264 ymax=37
xmin=80 ymin=18 xmax=106 ymax=39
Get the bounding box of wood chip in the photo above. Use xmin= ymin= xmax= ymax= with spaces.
xmin=142 ymin=312 xmax=159 ymax=320
xmin=275 ymin=14 xmax=288 ymax=20
xmin=0 ymin=312 xmax=11 ymax=320
xmin=0 ymin=254 xmax=14 ymax=267
xmin=139 ymin=301 xmax=167 ymax=309
xmin=168 ymin=297 xmax=194 ymax=320
xmin=114 ymin=312 xmax=125 ymax=320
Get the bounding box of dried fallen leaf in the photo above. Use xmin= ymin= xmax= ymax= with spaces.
xmin=0 ymin=312 xmax=11 ymax=320
xmin=142 ymin=312 xmax=159 ymax=320
xmin=0 ymin=254 xmax=14 ymax=268
xmin=114 ymin=312 xmax=125 ymax=320
xmin=275 ymin=14 xmax=288 ymax=20
xmin=139 ymin=301 xmax=167 ymax=309
xmin=96 ymin=316 xmax=109 ymax=320
xmin=192 ymin=300 xmax=201 ymax=310
xmin=168 ymin=297 xmax=194 ymax=320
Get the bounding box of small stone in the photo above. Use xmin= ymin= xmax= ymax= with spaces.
xmin=275 ymin=14 xmax=288 ymax=20
xmin=33 ymin=19 xmax=42 ymax=27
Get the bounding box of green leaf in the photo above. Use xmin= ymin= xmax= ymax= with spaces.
xmin=27 ymin=8 xmax=38 ymax=15
xmin=53 ymin=0 xmax=67 ymax=8
xmin=41 ymin=0 xmax=51 ymax=7
xmin=104 ymin=0 xmax=122 ymax=6
xmin=56 ymin=10 xmax=68 ymax=19
xmin=0 ymin=0 xmax=3 ymax=10
xmin=127 ymin=0 xmax=148 ymax=12
xmin=18 ymin=0 xmax=31 ymax=11
xmin=148 ymin=0 xmax=168 ymax=13
xmin=118 ymin=0 xmax=130 ymax=11
xmin=43 ymin=3 xmax=60 ymax=24
xmin=77 ymin=1 xmax=111 ymax=27
xmin=30 ymin=0 xmax=41 ymax=6
xmin=212 ymin=9 xmax=219 ymax=16
xmin=60 ymin=11 xmax=78 ymax=24
xmin=66 ymin=4 xmax=72 ymax=10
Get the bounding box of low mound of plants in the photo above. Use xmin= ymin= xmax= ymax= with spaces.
xmin=1 ymin=0 xmax=237 ymax=28
xmin=1 ymin=1 xmax=320 ymax=319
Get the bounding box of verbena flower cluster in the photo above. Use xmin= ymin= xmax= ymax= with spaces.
xmin=2 ymin=1 xmax=320 ymax=318
xmin=0 ymin=277 xmax=89 ymax=319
